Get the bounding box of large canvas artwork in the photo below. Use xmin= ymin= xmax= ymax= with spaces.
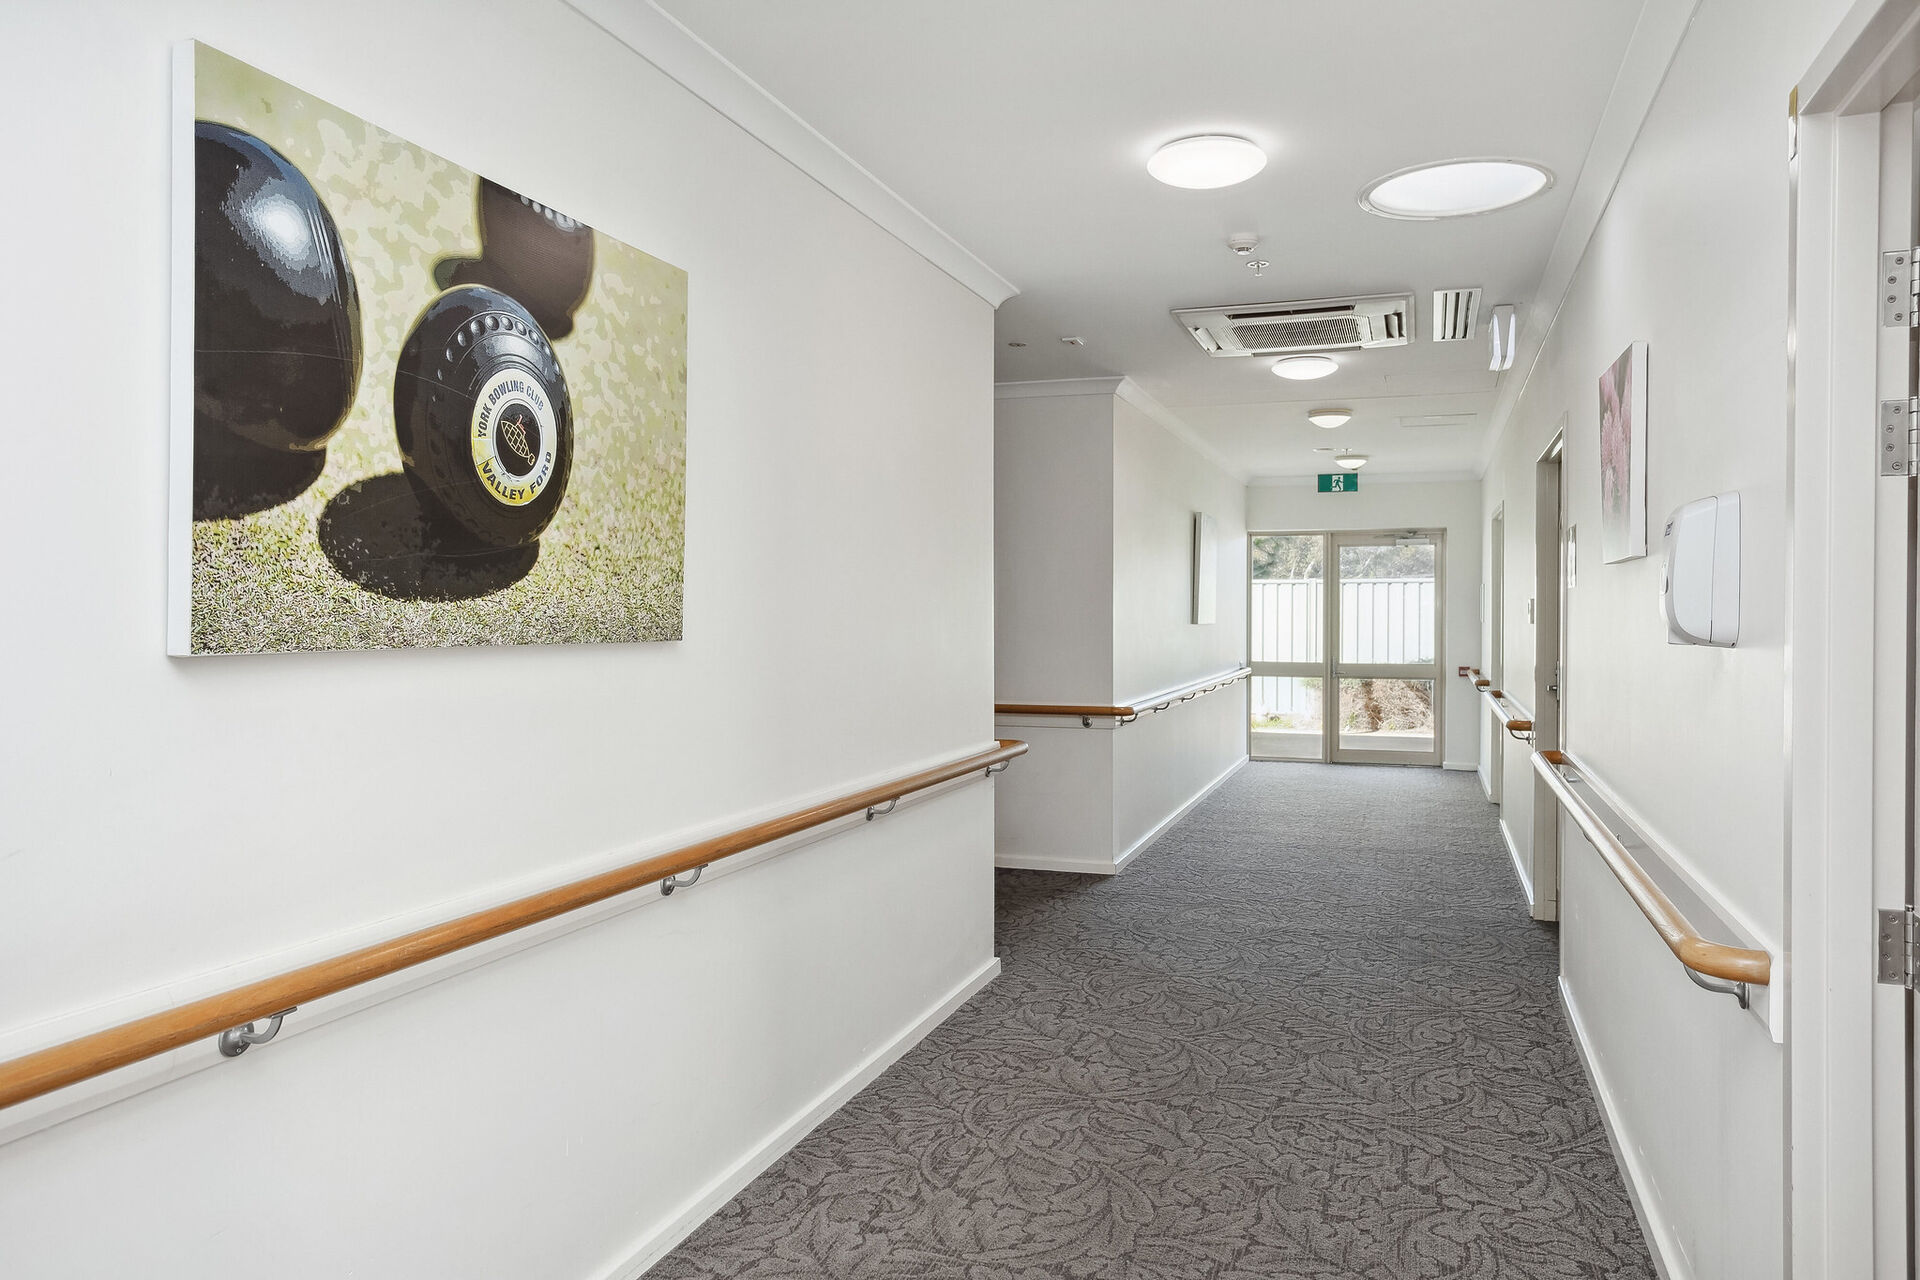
xmin=169 ymin=43 xmax=686 ymax=654
xmin=1598 ymin=341 xmax=1647 ymax=564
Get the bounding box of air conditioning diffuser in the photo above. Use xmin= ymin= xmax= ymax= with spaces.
xmin=1431 ymin=287 xmax=1482 ymax=341
xmin=1173 ymin=293 xmax=1413 ymax=356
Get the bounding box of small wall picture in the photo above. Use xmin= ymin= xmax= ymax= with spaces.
xmin=171 ymin=43 xmax=687 ymax=654
xmin=1598 ymin=341 xmax=1648 ymax=563
xmin=1192 ymin=512 xmax=1217 ymax=624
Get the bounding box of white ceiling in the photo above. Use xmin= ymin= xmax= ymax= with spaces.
xmin=655 ymin=0 xmax=1648 ymax=478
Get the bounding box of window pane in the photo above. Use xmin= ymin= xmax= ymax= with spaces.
xmin=1337 ymin=541 xmax=1435 ymax=664
xmin=1336 ymin=678 xmax=1436 ymax=754
xmin=1250 ymin=676 xmax=1322 ymax=761
xmin=1250 ymin=535 xmax=1323 ymax=664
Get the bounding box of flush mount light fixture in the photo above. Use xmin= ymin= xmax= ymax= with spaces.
xmin=1272 ymin=355 xmax=1339 ymax=380
xmin=1334 ymin=454 xmax=1369 ymax=470
xmin=1359 ymin=159 xmax=1553 ymax=220
xmin=1307 ymin=408 xmax=1352 ymax=429
xmin=1147 ymin=135 xmax=1267 ymax=189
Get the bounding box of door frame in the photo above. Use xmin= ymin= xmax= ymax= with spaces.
xmin=1527 ymin=431 xmax=1565 ymax=923
xmin=1487 ymin=506 xmax=1505 ymax=801
xmin=1246 ymin=527 xmax=1446 ymax=767
xmin=1790 ymin=6 xmax=1920 ymax=1274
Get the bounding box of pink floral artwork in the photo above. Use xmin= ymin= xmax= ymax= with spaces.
xmin=1598 ymin=342 xmax=1647 ymax=562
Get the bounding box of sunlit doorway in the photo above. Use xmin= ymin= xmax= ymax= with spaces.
xmin=1249 ymin=529 xmax=1444 ymax=766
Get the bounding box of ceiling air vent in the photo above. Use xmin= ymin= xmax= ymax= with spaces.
xmin=1432 ymin=287 xmax=1483 ymax=341
xmin=1172 ymin=293 xmax=1413 ymax=356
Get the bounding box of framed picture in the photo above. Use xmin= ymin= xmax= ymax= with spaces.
xmin=1192 ymin=512 xmax=1217 ymax=624
xmin=1598 ymin=341 xmax=1648 ymax=563
xmin=170 ymin=43 xmax=687 ymax=654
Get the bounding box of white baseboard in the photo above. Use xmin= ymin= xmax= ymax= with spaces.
xmin=996 ymin=756 xmax=1249 ymax=877
xmin=600 ymin=955 xmax=1001 ymax=1280
xmin=1113 ymin=755 xmax=1248 ymax=873
xmin=1497 ymin=816 xmax=1535 ymax=909
xmin=994 ymin=851 xmax=1120 ymax=875
xmin=1558 ymin=977 xmax=1682 ymax=1280
xmin=1442 ymin=760 xmax=1476 ymax=771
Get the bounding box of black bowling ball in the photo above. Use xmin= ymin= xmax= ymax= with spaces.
xmin=458 ymin=178 xmax=595 ymax=340
xmin=194 ymin=121 xmax=361 ymax=453
xmin=393 ymin=285 xmax=573 ymax=549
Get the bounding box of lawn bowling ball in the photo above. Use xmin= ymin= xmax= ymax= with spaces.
xmin=194 ymin=121 xmax=361 ymax=453
xmin=471 ymin=178 xmax=594 ymax=339
xmin=393 ymin=285 xmax=573 ymax=549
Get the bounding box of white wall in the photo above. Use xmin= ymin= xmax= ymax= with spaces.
xmin=1477 ymin=1 xmax=1856 ymax=1276
xmin=1111 ymin=397 xmax=1248 ymax=858
xmin=994 ymin=392 xmax=1114 ymax=705
xmin=1245 ymin=477 xmax=1483 ymax=770
xmin=0 ymin=3 xmax=997 ymax=1277
xmin=995 ymin=383 xmax=1249 ymax=873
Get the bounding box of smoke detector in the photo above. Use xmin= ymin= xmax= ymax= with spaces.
xmin=1227 ymin=233 xmax=1261 ymax=256
xmin=1173 ymin=292 xmax=1413 ymax=356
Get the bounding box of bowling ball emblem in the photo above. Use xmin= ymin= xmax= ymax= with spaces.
xmin=193 ymin=121 xmax=361 ymax=453
xmin=394 ymin=285 xmax=573 ymax=548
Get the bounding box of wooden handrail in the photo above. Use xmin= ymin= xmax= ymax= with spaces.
xmin=995 ymin=666 xmax=1253 ymax=721
xmin=0 ymin=740 xmax=1029 ymax=1113
xmin=1532 ymin=749 xmax=1771 ymax=989
xmin=1477 ymin=685 xmax=1533 ymax=738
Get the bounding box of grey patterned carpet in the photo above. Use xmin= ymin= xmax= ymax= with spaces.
xmin=652 ymin=763 xmax=1655 ymax=1279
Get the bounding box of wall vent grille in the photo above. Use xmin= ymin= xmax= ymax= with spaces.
xmin=1432 ymin=288 xmax=1483 ymax=341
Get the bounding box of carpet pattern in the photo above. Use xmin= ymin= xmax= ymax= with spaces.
xmin=652 ymin=763 xmax=1655 ymax=1279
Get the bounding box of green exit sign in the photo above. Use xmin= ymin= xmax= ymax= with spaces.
xmin=1318 ymin=473 xmax=1360 ymax=492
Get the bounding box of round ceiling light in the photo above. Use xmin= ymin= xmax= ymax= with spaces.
xmin=1307 ymin=408 xmax=1352 ymax=429
xmin=1272 ymin=355 xmax=1339 ymax=380
xmin=1359 ymin=159 xmax=1553 ymax=220
xmin=1334 ymin=454 xmax=1369 ymax=470
xmin=1148 ymin=135 xmax=1267 ymax=189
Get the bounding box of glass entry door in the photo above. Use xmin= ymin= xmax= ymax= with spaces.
xmin=1330 ymin=532 xmax=1442 ymax=764
xmin=1248 ymin=530 xmax=1443 ymax=766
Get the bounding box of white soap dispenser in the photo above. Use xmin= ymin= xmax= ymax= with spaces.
xmin=1661 ymin=492 xmax=1740 ymax=647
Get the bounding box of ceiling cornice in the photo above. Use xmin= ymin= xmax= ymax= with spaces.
xmin=1112 ymin=379 xmax=1249 ymax=483
xmin=993 ymin=377 xmax=1128 ymax=400
xmin=994 ymin=378 xmax=1248 ymax=482
xmin=1475 ymin=0 xmax=1704 ymax=477
xmin=562 ymin=0 xmax=1020 ymax=308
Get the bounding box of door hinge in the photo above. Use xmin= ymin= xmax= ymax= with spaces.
xmin=1878 ymin=907 xmax=1919 ymax=988
xmin=1882 ymin=248 xmax=1920 ymax=326
xmin=1880 ymin=398 xmax=1919 ymax=476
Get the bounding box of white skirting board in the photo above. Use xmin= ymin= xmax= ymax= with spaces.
xmin=995 ymin=755 xmax=1248 ymax=876
xmin=1498 ymin=816 xmax=1534 ymax=910
xmin=599 ymin=956 xmax=1001 ymax=1280
xmin=1113 ymin=755 xmax=1248 ymax=872
xmin=1559 ymin=976 xmax=1681 ymax=1280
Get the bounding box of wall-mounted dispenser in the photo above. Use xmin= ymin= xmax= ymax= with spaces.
xmin=1661 ymin=492 xmax=1740 ymax=646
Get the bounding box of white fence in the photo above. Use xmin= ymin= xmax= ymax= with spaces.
xmin=1250 ymin=578 xmax=1436 ymax=719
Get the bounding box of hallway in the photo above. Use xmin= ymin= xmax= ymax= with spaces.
xmin=657 ymin=765 xmax=1653 ymax=1279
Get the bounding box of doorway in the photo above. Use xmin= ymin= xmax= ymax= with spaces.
xmin=1249 ymin=529 xmax=1444 ymax=766
xmin=1487 ymin=506 xmax=1505 ymax=802
xmin=1526 ymin=432 xmax=1565 ymax=921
